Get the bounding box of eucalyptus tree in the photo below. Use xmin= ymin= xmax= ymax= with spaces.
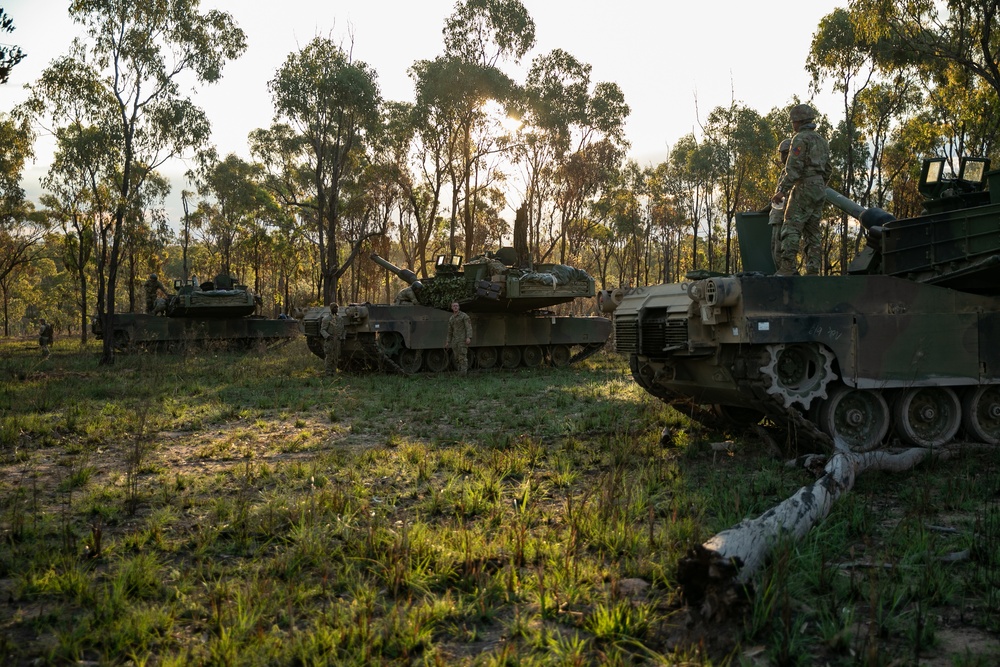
xmin=24 ymin=0 xmax=246 ymax=364
xmin=516 ymin=48 xmax=587 ymax=261
xmin=0 ymin=8 xmax=24 ymax=84
xmin=851 ymin=0 xmax=1000 ymax=105
xmin=413 ymin=55 xmax=516 ymax=261
xmin=440 ymin=0 xmax=534 ymax=260
xmin=517 ymin=48 xmax=630 ymax=264
xmin=121 ymin=171 xmax=171 ymax=312
xmin=808 ymin=7 xmax=897 ymax=270
xmin=0 ymin=111 xmax=40 ymax=336
xmin=386 ymin=75 xmax=457 ymax=277
xmin=852 ymin=81 xmax=922 ymax=204
xmin=190 ymin=152 xmax=275 ymax=282
xmin=702 ymin=104 xmax=773 ymax=273
xmin=669 ymin=134 xmax=719 ymax=272
xmin=39 ymin=124 xmax=109 ymax=342
xmin=266 ymin=36 xmax=382 ymax=305
xmin=645 ymin=161 xmax=686 ymax=284
xmin=0 ymin=111 xmax=32 ymax=216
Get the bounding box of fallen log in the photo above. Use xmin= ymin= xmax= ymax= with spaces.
xmin=677 ymin=442 xmax=966 ymax=616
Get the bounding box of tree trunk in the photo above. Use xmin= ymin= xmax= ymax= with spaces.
xmin=678 ymin=446 xmax=961 ymax=617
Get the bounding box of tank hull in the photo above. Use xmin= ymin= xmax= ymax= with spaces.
xmin=614 ymin=274 xmax=1000 ymax=449
xmin=93 ymin=313 xmax=300 ymax=350
xmin=303 ymin=304 xmax=611 ymax=372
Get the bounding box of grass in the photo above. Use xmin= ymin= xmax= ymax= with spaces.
xmin=0 ymin=336 xmax=998 ymax=665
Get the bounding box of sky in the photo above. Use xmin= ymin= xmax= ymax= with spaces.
xmin=3 ymin=0 xmax=847 ymax=222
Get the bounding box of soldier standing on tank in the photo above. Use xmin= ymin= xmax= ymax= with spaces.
xmin=321 ymin=304 xmax=344 ymax=376
xmin=769 ymin=138 xmax=792 ymax=269
xmin=38 ymin=318 xmax=54 ymax=358
xmin=394 ymin=281 xmax=423 ymax=306
xmin=445 ymin=301 xmax=473 ymax=375
xmin=144 ymin=273 xmax=169 ymax=313
xmin=771 ymin=103 xmax=832 ymax=276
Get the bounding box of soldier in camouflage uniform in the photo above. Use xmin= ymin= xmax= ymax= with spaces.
xmin=772 ymin=104 xmax=832 ymax=276
xmin=321 ymin=304 xmax=344 ymax=376
xmin=769 ymin=138 xmax=792 ymax=269
xmin=394 ymin=281 xmax=423 ymax=305
xmin=445 ymin=301 xmax=473 ymax=375
xmin=144 ymin=274 xmax=169 ymax=313
xmin=38 ymin=318 xmax=54 ymax=358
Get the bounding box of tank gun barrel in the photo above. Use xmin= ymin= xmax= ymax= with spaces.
xmin=825 ymin=188 xmax=896 ymax=231
xmin=370 ymin=253 xmax=418 ymax=284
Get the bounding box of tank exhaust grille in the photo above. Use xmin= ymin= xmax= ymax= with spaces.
xmin=663 ymin=318 xmax=688 ymax=347
xmin=614 ymin=315 xmax=638 ymax=353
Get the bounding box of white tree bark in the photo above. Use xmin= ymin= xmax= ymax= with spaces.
xmin=678 ymin=442 xmax=968 ymax=615
xmin=706 ymin=446 xmax=963 ymax=581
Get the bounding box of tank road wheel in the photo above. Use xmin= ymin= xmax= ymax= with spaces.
xmin=424 ymin=348 xmax=450 ymax=373
xmin=961 ymin=386 xmax=1000 ymax=445
xmin=398 ymin=349 xmax=422 ymax=374
xmin=501 ymin=346 xmax=521 ymax=369
xmin=377 ymin=331 xmax=405 ymax=358
xmin=522 ymin=345 xmax=544 ymax=368
xmin=760 ymin=343 xmax=836 ymax=409
xmin=817 ymin=384 xmax=890 ymax=452
xmin=549 ymin=344 xmax=571 ymax=368
xmin=476 ymin=346 xmax=498 ymax=370
xmin=112 ymin=330 xmax=132 ymax=352
xmin=893 ymin=387 xmax=961 ymax=447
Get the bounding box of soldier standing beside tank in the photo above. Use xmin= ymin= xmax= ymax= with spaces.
xmin=769 ymin=138 xmax=792 ymax=269
xmin=38 ymin=318 xmax=54 ymax=358
xmin=321 ymin=304 xmax=344 ymax=376
xmin=144 ymin=273 xmax=169 ymax=313
xmin=446 ymin=301 xmax=473 ymax=375
xmin=771 ymin=103 xmax=832 ymax=276
xmin=394 ymin=281 xmax=423 ymax=305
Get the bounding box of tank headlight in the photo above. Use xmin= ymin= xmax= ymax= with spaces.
xmin=705 ymin=278 xmax=741 ymax=307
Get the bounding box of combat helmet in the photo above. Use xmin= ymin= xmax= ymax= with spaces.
xmin=150 ymin=273 xmax=158 ymax=280
xmin=789 ymin=104 xmax=817 ymax=123
xmin=779 ymin=138 xmax=792 ymax=153
xmin=411 ymin=281 xmax=424 ymax=290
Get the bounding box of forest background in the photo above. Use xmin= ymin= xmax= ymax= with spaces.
xmin=2 ymin=0 xmax=1000 ymax=364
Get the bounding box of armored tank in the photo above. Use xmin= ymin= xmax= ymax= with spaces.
xmin=301 ymin=251 xmax=612 ymax=372
xmin=92 ymin=273 xmax=299 ymax=351
xmin=614 ymin=156 xmax=1000 ymax=450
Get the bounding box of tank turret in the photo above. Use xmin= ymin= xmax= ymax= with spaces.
xmin=166 ymin=273 xmax=257 ymax=318
xmin=826 ymin=157 xmax=999 ymax=291
xmin=371 ymin=251 xmax=597 ymax=313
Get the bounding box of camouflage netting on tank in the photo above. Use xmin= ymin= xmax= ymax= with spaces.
xmin=466 ymin=256 xmax=507 ymax=275
xmin=419 ymin=275 xmax=476 ymax=309
xmin=184 ymin=291 xmax=251 ymax=307
xmin=520 ymin=265 xmax=592 ymax=286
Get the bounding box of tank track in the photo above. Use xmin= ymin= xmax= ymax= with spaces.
xmin=321 ymin=334 xmax=604 ymax=375
xmin=569 ymin=342 xmax=607 ymax=365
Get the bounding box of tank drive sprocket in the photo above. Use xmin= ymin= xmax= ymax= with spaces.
xmin=759 ymin=343 xmax=836 ymax=409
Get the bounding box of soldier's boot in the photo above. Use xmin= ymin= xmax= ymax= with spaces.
xmin=774 ymin=260 xmax=799 ymax=277
xmin=775 ymin=230 xmax=801 ymax=276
